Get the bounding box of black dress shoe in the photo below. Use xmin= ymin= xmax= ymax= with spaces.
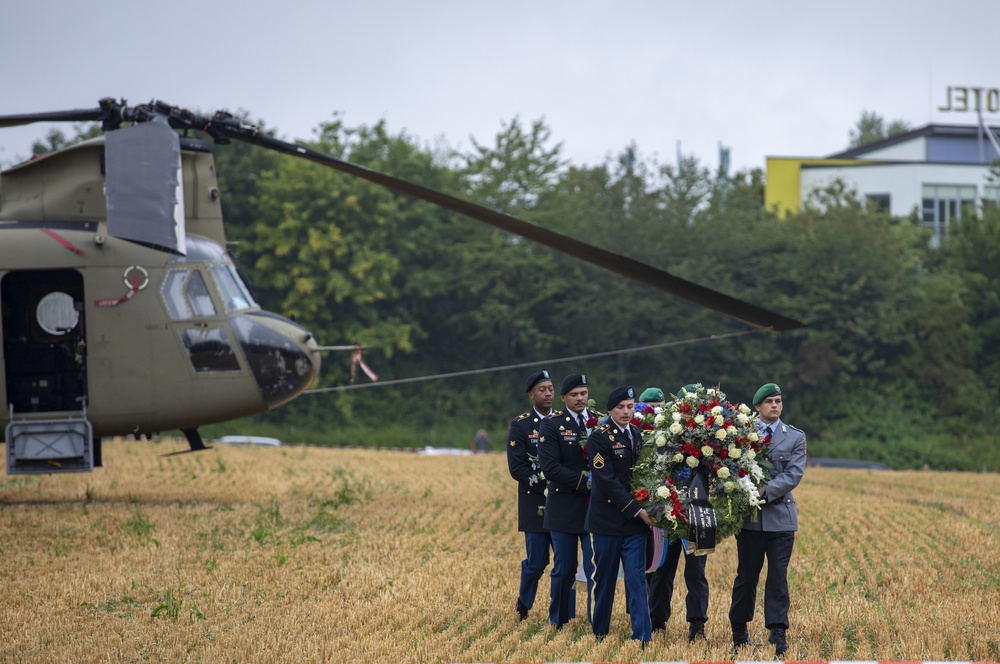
xmin=688 ymin=621 xmax=707 ymax=642
xmin=732 ymin=623 xmax=749 ymax=652
xmin=515 ymin=600 xmax=528 ymax=621
xmin=769 ymin=627 xmax=788 ymax=657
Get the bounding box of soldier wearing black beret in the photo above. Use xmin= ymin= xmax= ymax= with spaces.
xmin=507 ymin=370 xmax=555 ymax=622
xmin=729 ymin=382 xmax=807 ymax=657
xmin=538 ymin=373 xmax=596 ymax=628
xmin=646 ymin=385 xmax=710 ymax=641
xmin=585 ymin=386 xmax=653 ymax=644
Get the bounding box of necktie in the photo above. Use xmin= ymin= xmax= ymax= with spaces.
xmin=763 ymin=425 xmax=773 ymax=438
xmin=578 ymin=414 xmax=587 ymax=431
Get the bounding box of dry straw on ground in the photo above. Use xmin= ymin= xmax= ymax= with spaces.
xmin=0 ymin=438 xmax=997 ymax=663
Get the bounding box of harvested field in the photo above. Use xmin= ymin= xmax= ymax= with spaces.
xmin=1 ymin=438 xmax=997 ymax=663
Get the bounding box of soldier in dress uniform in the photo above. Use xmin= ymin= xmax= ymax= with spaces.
xmin=646 ymin=384 xmax=710 ymax=641
xmin=585 ymin=386 xmax=653 ymax=644
xmin=507 ymin=370 xmax=555 ymax=622
xmin=729 ymin=382 xmax=807 ymax=658
xmin=538 ymin=373 xmax=596 ymax=628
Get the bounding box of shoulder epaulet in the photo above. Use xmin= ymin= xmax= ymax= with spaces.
xmin=786 ymin=423 xmax=804 ymax=433
xmin=596 ymin=423 xmax=611 ymax=433
xmin=549 ymin=410 xmax=563 ymax=418
xmin=515 ymin=412 xmax=531 ymax=422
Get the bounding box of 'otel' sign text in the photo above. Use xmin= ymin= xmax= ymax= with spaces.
xmin=939 ymin=86 xmax=1000 ymax=113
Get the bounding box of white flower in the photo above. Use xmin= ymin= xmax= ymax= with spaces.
xmin=710 ymin=405 xmax=723 ymax=415
xmin=739 ymin=403 xmax=751 ymax=415
xmin=724 ymin=481 xmax=736 ymax=494
xmin=748 ymin=431 xmax=760 ymax=443
xmin=656 ymin=485 xmax=671 ymax=499
xmin=728 ymin=446 xmax=742 ymax=459
xmin=694 ymin=415 xmax=705 ymax=425
xmin=746 ymin=449 xmax=757 ymax=461
xmin=739 ymin=475 xmax=762 ymax=506
xmin=655 ymin=435 xmax=667 ymax=447
xmin=737 ymin=413 xmax=750 ymax=425
xmin=714 ymin=415 xmax=725 ymax=426
xmin=669 ymin=422 xmax=683 ymax=435
xmin=673 ymin=453 xmax=684 ymax=463
xmin=686 ymin=455 xmax=699 ymax=468
xmin=715 ymin=428 xmax=728 ymax=440
xmin=701 ymin=445 xmax=714 ymax=457
xmin=717 ymin=466 xmax=731 ymax=479
xmin=706 ymin=388 xmax=716 ymax=396
xmin=672 ymin=412 xmax=682 ymax=422
xmin=654 ymin=413 xmax=667 ymax=426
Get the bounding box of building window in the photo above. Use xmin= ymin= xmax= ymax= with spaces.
xmin=983 ymin=185 xmax=1000 ymax=211
xmin=921 ymin=184 xmax=976 ymax=247
xmin=865 ymin=193 xmax=890 ymax=212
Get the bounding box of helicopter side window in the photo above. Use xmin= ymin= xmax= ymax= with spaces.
xmin=162 ymin=269 xmax=193 ymax=320
xmin=186 ymin=270 xmax=217 ymax=317
xmin=178 ymin=327 xmax=240 ymax=372
xmin=210 ymin=264 xmax=257 ymax=312
xmin=36 ymin=292 xmax=80 ymax=335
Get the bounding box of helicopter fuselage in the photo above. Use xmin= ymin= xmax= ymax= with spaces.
xmin=0 ymin=134 xmax=320 ymax=471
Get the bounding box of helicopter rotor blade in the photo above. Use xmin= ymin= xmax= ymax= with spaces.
xmin=0 ymin=107 xmax=105 ymax=128
xmin=229 ymin=131 xmax=805 ymax=332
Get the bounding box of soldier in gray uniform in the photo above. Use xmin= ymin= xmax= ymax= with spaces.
xmin=729 ymin=382 xmax=807 ymax=658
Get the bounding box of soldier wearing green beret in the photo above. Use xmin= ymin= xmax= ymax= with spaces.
xmin=729 ymin=382 xmax=807 ymax=658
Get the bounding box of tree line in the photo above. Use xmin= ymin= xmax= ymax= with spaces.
xmin=193 ymin=113 xmax=998 ymax=472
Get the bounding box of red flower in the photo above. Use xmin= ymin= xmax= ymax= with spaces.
xmin=738 ymin=468 xmax=748 ymax=478
xmin=586 ymin=417 xmax=598 ymax=429
xmin=581 ymin=444 xmax=588 ymax=461
xmin=685 ymin=419 xmax=698 ymax=429
xmin=634 ymin=488 xmax=650 ymax=502
xmin=641 ymin=422 xmax=654 ymax=431
xmin=719 ymin=448 xmax=729 ymax=459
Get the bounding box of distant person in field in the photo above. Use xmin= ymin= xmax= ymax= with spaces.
xmin=646 ymin=384 xmax=710 ymax=642
xmin=586 ymin=386 xmax=653 ymax=644
xmin=474 ymin=428 xmax=489 ymax=454
xmin=729 ymin=382 xmax=807 ymax=658
xmin=506 ymin=370 xmax=555 ymax=622
xmin=538 ymin=373 xmax=596 ymax=628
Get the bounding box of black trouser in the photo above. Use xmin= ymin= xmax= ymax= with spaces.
xmin=729 ymin=529 xmax=795 ymax=629
xmin=647 ymin=540 xmax=708 ymax=628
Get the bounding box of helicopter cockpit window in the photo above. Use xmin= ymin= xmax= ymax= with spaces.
xmin=210 ymin=264 xmax=257 ymax=312
xmin=186 ymin=270 xmax=217 ymax=317
xmin=178 ymin=327 xmax=240 ymax=372
xmin=162 ymin=269 xmax=193 ymax=320
xmin=36 ymin=292 xmax=80 ymax=335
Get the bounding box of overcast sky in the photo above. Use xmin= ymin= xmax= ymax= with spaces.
xmin=2 ymin=1 xmax=996 ymax=174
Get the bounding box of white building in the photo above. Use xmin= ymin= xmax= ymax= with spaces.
xmin=765 ymin=124 xmax=1000 ymax=246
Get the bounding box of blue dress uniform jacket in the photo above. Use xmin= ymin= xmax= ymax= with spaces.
xmin=507 ymin=410 xmax=549 ymax=533
xmin=538 ymin=410 xmax=590 ymax=533
xmin=584 ymin=422 xmax=646 ymax=537
xmin=743 ymin=422 xmax=806 ymax=532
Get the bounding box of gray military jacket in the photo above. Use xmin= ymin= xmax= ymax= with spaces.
xmin=743 ymin=420 xmax=807 ymax=532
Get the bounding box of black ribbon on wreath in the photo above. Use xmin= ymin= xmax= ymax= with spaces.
xmin=686 ymin=467 xmax=718 ymax=553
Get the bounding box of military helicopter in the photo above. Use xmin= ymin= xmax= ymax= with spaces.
xmin=0 ymin=98 xmax=802 ymax=475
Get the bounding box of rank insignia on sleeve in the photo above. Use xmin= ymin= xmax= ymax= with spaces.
xmin=509 ymin=440 xmax=516 ymax=446
xmin=593 ymin=452 xmax=605 ymax=469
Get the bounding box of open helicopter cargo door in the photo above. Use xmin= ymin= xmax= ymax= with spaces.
xmin=104 ymin=116 xmax=186 ymax=255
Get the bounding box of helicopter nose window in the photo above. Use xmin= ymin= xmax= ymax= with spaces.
xmin=161 ymin=269 xmax=218 ymax=320
xmin=36 ymin=291 xmax=80 ymax=335
xmin=210 ymin=264 xmax=257 ymax=312
xmin=178 ymin=327 xmax=240 ymax=372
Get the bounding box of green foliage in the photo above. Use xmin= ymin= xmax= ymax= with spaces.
xmin=142 ymin=113 xmax=1000 ymax=472
xmin=848 ymin=110 xmax=911 ymax=148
